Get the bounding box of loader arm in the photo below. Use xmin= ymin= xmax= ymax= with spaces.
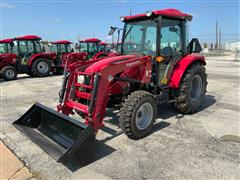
xmin=59 ymin=55 xmax=152 ymax=131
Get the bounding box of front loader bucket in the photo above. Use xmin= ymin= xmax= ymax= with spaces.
xmin=13 ymin=102 xmax=95 ymax=164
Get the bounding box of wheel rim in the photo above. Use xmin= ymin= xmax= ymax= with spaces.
xmin=190 ymin=74 xmax=203 ymax=101
xmin=136 ymin=103 xmax=153 ymax=130
xmin=37 ymin=61 xmax=48 ymax=74
xmin=5 ymin=69 xmax=15 ymax=79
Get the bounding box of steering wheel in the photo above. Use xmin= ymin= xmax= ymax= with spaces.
xmin=161 ymin=46 xmax=174 ymax=57
xmin=143 ymin=43 xmax=156 ymax=56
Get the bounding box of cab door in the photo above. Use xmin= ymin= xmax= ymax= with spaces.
xmin=157 ymin=18 xmax=186 ymax=85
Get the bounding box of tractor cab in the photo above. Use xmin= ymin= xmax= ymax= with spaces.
xmin=14 ymin=35 xmax=44 ymax=65
xmin=120 ymin=9 xmax=202 ymax=84
xmin=99 ymin=41 xmax=108 ymax=52
xmin=50 ymin=40 xmax=72 ymax=55
xmin=79 ymin=38 xmax=101 ymax=59
xmin=50 ymin=40 xmax=90 ymax=74
xmin=0 ymin=39 xmax=14 ymax=54
xmin=50 ymin=40 xmax=73 ymax=70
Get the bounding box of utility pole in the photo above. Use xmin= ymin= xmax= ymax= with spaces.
xmin=216 ymin=21 xmax=218 ymax=50
xmin=219 ymin=29 xmax=222 ymax=50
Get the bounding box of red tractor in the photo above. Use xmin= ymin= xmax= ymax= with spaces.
xmin=50 ymin=40 xmax=88 ymax=74
xmin=0 ymin=35 xmax=56 ymax=81
xmin=78 ymin=38 xmax=112 ymax=59
xmin=14 ymin=9 xmax=207 ymax=163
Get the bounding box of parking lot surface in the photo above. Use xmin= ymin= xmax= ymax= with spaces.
xmin=1 ymin=54 xmax=240 ymax=179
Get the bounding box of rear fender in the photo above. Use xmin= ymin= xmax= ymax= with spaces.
xmin=169 ymin=54 xmax=206 ymax=88
xmin=28 ymin=53 xmax=55 ymax=66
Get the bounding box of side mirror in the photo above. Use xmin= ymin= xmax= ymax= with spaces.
xmin=188 ymin=38 xmax=202 ymax=54
xmin=71 ymin=48 xmax=74 ymax=52
xmin=108 ymin=26 xmax=117 ymax=35
xmin=169 ymin=26 xmax=178 ymax=33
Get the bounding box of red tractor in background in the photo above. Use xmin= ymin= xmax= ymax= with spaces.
xmin=14 ymin=9 xmax=207 ymax=164
xmin=78 ymin=38 xmax=112 ymax=59
xmin=50 ymin=40 xmax=88 ymax=74
xmin=0 ymin=35 xmax=56 ymax=81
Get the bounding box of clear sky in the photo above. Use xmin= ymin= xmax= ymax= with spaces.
xmin=1 ymin=0 xmax=239 ymax=44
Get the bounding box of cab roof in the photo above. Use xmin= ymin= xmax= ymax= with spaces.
xmin=80 ymin=38 xmax=101 ymax=43
xmin=0 ymin=38 xmax=14 ymax=43
xmin=52 ymin=40 xmax=72 ymax=44
xmin=99 ymin=42 xmax=107 ymax=46
xmin=124 ymin=8 xmax=192 ymax=22
xmin=14 ymin=35 xmax=42 ymax=40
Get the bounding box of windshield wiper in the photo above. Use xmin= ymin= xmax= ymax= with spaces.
xmin=123 ymin=26 xmax=133 ymax=42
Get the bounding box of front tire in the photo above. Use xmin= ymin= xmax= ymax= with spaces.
xmin=0 ymin=66 xmax=17 ymax=81
xmin=119 ymin=90 xmax=157 ymax=140
xmin=175 ymin=63 xmax=207 ymax=113
xmin=31 ymin=58 xmax=51 ymax=77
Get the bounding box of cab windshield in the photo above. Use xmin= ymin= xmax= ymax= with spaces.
xmin=51 ymin=44 xmax=58 ymax=53
xmin=79 ymin=42 xmax=88 ymax=52
xmin=51 ymin=44 xmax=70 ymax=54
xmin=88 ymin=42 xmax=98 ymax=53
xmin=18 ymin=40 xmax=42 ymax=54
xmin=122 ymin=19 xmax=157 ymax=57
xmin=99 ymin=45 xmax=106 ymax=52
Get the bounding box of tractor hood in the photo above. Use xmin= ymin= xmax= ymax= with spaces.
xmin=85 ymin=54 xmax=139 ymax=73
xmin=0 ymin=53 xmax=17 ymax=62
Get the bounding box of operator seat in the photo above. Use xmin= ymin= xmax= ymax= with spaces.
xmin=161 ymin=46 xmax=174 ymax=57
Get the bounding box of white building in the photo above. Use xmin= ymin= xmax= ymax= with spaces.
xmin=225 ymin=40 xmax=240 ymax=52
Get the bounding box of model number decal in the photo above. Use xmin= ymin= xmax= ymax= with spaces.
xmin=126 ymin=60 xmax=140 ymax=67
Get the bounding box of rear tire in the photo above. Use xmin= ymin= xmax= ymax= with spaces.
xmin=0 ymin=66 xmax=17 ymax=81
xmin=31 ymin=58 xmax=51 ymax=77
xmin=175 ymin=63 xmax=207 ymax=113
xmin=119 ymin=90 xmax=156 ymax=140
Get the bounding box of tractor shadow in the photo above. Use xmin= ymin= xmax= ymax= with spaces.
xmin=62 ymin=139 xmax=116 ymax=171
xmin=63 ymin=110 xmax=121 ymax=171
xmin=199 ymin=94 xmax=216 ymax=112
xmin=103 ymin=94 xmax=216 ymax=134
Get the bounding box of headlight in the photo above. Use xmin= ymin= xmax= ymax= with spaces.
xmin=77 ymin=75 xmax=85 ymax=84
xmin=145 ymin=11 xmax=153 ymax=17
xmin=120 ymin=16 xmax=125 ymax=22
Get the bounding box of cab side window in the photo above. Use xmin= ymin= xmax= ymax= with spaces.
xmin=19 ymin=41 xmax=28 ymax=54
xmin=27 ymin=41 xmax=35 ymax=53
xmin=35 ymin=41 xmax=42 ymax=53
xmin=59 ymin=44 xmax=66 ymax=53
